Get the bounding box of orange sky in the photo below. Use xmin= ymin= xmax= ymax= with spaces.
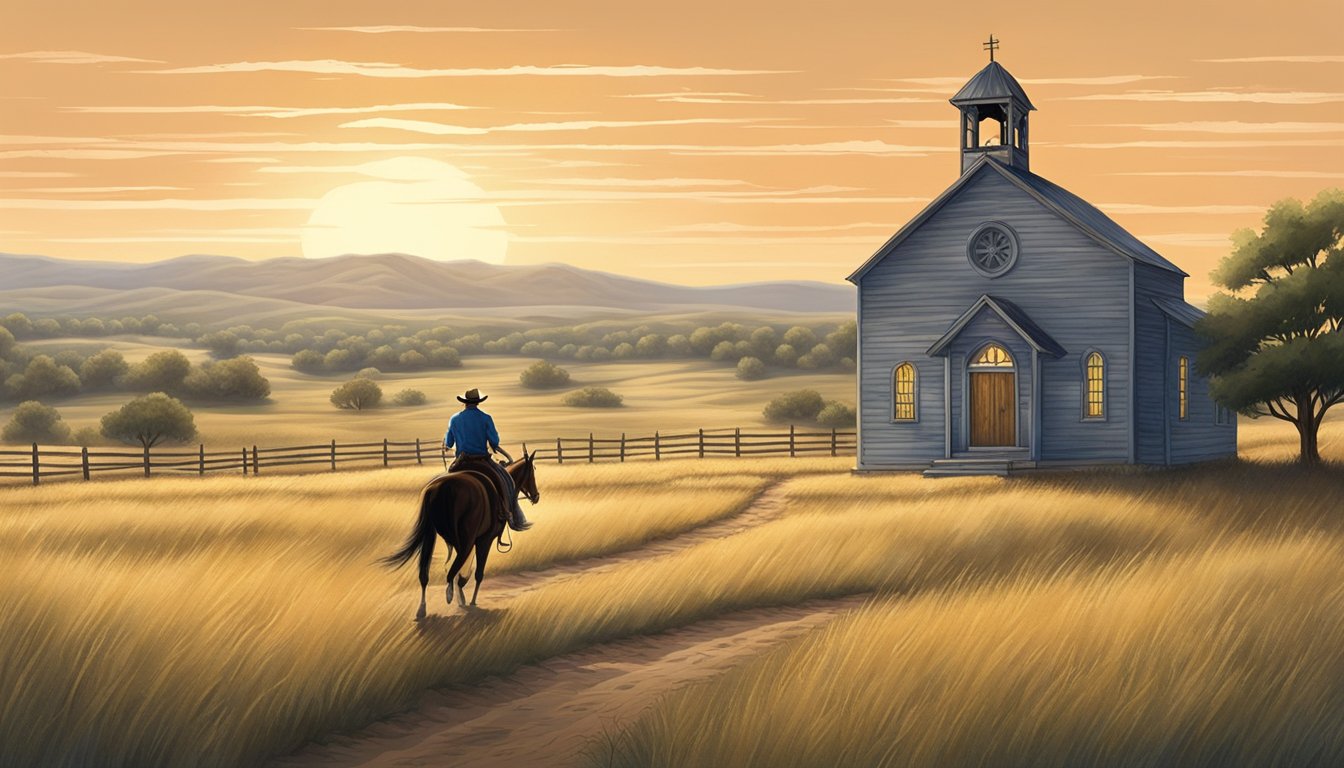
xmin=2 ymin=0 xmax=1342 ymax=303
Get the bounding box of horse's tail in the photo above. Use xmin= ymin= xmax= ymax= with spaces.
xmin=380 ymin=482 xmax=439 ymax=572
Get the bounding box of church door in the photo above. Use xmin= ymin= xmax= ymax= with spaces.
xmin=969 ymin=343 xmax=1017 ymax=447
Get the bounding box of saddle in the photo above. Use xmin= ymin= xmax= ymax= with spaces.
xmin=448 ymin=455 xmax=510 ymax=525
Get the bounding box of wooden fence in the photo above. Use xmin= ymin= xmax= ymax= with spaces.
xmin=0 ymin=427 xmax=856 ymax=486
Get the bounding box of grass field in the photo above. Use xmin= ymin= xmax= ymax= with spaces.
xmin=0 ymin=421 xmax=1341 ymax=767
xmin=14 ymin=336 xmax=854 ymax=447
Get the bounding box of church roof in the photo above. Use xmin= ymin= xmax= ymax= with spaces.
xmin=927 ymin=294 xmax=1067 ymax=358
xmin=1152 ymin=297 xmax=1206 ymax=328
xmin=847 ymin=157 xmax=1188 ymax=283
xmin=949 ymin=61 xmax=1035 ymax=110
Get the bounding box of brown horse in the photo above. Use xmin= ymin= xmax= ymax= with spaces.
xmin=381 ymin=451 xmax=540 ymax=619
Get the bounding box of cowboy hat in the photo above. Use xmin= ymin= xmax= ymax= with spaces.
xmin=457 ymin=388 xmax=488 ymax=404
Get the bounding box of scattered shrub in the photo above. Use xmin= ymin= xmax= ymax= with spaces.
xmin=124 ymin=350 xmax=191 ymax=393
xmin=519 ymin=360 xmax=572 ymax=389
xmin=330 ymin=378 xmax=382 ymax=410
xmin=428 ymin=346 xmax=461 ymax=368
xmin=80 ymin=349 xmax=129 ymax=389
xmin=763 ymin=389 xmax=825 ymax=424
xmin=5 ymin=355 xmax=81 ymax=401
xmin=72 ymin=425 xmax=106 ymax=447
xmin=392 ymin=389 xmax=427 ymax=406
xmin=100 ymin=393 xmax=197 ymax=448
xmin=291 ymin=349 xmax=325 ymax=374
xmin=562 ymin=387 xmax=624 ymax=408
xmin=198 ymin=331 xmax=242 ymax=358
xmin=356 ymin=367 xmax=382 ymax=379
xmin=816 ymin=400 xmax=857 ymax=428
xmin=0 ymin=327 xmax=14 ymax=358
xmin=774 ymin=343 xmax=799 ymax=367
xmin=2 ymin=401 xmax=72 ymax=444
xmin=184 ymin=357 xmax=271 ymax=400
xmin=736 ymin=356 xmax=767 ymax=381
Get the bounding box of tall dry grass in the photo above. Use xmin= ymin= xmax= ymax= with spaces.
xmin=596 ymin=537 xmax=1344 ymax=767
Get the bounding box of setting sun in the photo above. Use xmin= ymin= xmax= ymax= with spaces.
xmin=300 ymin=157 xmax=509 ymax=263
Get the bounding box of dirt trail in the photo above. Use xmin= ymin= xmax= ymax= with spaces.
xmin=275 ymin=481 xmax=856 ymax=768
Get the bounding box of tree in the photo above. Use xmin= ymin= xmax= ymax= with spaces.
xmin=330 ymin=378 xmax=382 ymax=410
xmin=100 ymin=393 xmax=196 ymax=448
xmin=0 ymin=327 xmax=14 ymax=359
xmin=816 ymin=400 xmax=857 ymax=428
xmin=2 ymin=401 xmax=73 ymax=444
xmin=199 ymin=331 xmax=242 ymax=358
xmin=736 ymin=356 xmax=767 ymax=381
xmin=1197 ymin=188 xmax=1344 ymax=465
xmin=184 ymin=357 xmax=271 ymax=400
xmin=1 ymin=313 xmax=32 ymax=338
xmin=392 ymin=388 xmax=428 ymax=406
xmin=125 ymin=350 xmax=191 ymax=393
xmin=80 ymin=349 xmax=130 ymax=389
xmin=763 ymin=389 xmax=825 ymax=424
xmin=6 ymin=355 xmax=81 ymax=400
xmin=783 ymin=326 xmax=817 ymax=350
xmin=520 ymin=360 xmax=572 ymax=389
xmin=291 ymin=349 xmax=325 ymax=374
xmin=562 ymin=386 xmax=624 ymax=408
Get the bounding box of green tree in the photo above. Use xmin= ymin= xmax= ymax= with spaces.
xmin=392 ymin=388 xmax=427 ymax=406
xmin=783 ymin=326 xmax=817 ymax=350
xmin=763 ymin=389 xmax=825 ymax=424
xmin=736 ymin=356 xmax=767 ymax=381
xmin=1 ymin=313 xmax=32 ymax=338
xmin=816 ymin=400 xmax=857 ymax=428
xmin=184 ymin=357 xmax=271 ymax=400
xmin=199 ymin=331 xmax=242 ymax=358
xmin=330 ymin=377 xmax=382 ymax=410
xmin=2 ymin=401 xmax=73 ymax=444
xmin=561 ymin=386 xmax=624 ymax=408
xmin=1197 ymin=189 xmax=1344 ymax=465
xmin=520 ymin=360 xmax=572 ymax=389
xmin=291 ymin=349 xmax=325 ymax=374
xmin=125 ymin=350 xmax=191 ymax=393
xmin=0 ymin=327 xmax=15 ymax=359
xmin=100 ymin=393 xmax=197 ymax=449
xmin=80 ymin=349 xmax=130 ymax=389
xmin=6 ymin=355 xmax=81 ymax=400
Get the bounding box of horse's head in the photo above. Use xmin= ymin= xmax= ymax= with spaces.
xmin=510 ymin=449 xmax=540 ymax=504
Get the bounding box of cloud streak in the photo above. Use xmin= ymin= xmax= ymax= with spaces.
xmin=337 ymin=117 xmax=777 ymax=135
xmin=1200 ymin=55 xmax=1344 ymax=63
xmin=1072 ymin=90 xmax=1344 ymax=104
xmin=144 ymin=60 xmax=788 ymax=78
xmin=297 ymin=25 xmax=559 ymax=33
xmin=0 ymin=50 xmax=161 ymax=64
xmin=1108 ymin=121 xmax=1344 ymax=134
xmin=65 ymin=102 xmax=477 ymax=118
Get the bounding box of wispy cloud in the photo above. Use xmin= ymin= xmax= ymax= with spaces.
xmin=656 ymin=221 xmax=893 ymax=233
xmin=145 ymin=60 xmax=787 ymax=78
xmin=1139 ymin=233 xmax=1235 ymax=247
xmin=0 ymin=50 xmax=161 ymax=64
xmin=1111 ymin=170 xmax=1344 ymax=179
xmin=1054 ymin=139 xmax=1344 ymax=150
xmin=1107 ymin=121 xmax=1344 ymax=134
xmin=337 ymin=116 xmax=776 ymax=135
xmin=525 ymin=177 xmax=759 ymax=188
xmin=0 ymin=171 xmax=78 ymax=178
xmin=1098 ymin=203 xmax=1265 ymax=215
xmin=0 ymin=197 xmax=317 ymax=210
xmin=297 ymin=25 xmax=559 ymax=33
xmin=65 ymin=102 xmax=477 ymax=118
xmin=887 ymin=74 xmax=1175 ymax=86
xmin=17 ymin=186 xmax=189 ymax=193
xmin=1072 ymin=90 xmax=1344 ymax=104
xmin=624 ymin=93 xmax=934 ymax=105
xmin=1200 ymin=55 xmax=1344 ymax=63
xmin=510 ymin=234 xmax=880 ymax=245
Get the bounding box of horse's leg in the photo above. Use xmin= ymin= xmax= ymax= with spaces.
xmin=470 ymin=537 xmax=492 ymax=607
xmin=445 ymin=544 xmax=471 ymax=610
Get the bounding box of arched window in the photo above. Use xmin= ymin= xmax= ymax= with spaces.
xmin=893 ymin=363 xmax=917 ymax=421
xmin=1085 ymin=351 xmax=1105 ymax=418
xmin=970 ymin=343 xmax=1014 ymax=368
xmin=1178 ymin=356 xmax=1189 ymax=420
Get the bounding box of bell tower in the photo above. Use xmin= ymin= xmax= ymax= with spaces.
xmin=951 ymin=36 xmax=1035 ymax=174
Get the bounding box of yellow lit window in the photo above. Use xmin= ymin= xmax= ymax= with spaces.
xmin=894 ymin=363 xmax=916 ymax=421
xmin=1178 ymin=356 xmax=1188 ymax=421
xmin=971 ymin=343 xmax=1013 ymax=367
xmin=1086 ymin=352 xmax=1105 ymax=418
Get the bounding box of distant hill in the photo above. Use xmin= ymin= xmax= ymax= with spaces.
xmin=0 ymin=252 xmax=855 ymax=315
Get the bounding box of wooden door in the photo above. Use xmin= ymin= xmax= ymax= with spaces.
xmin=970 ymin=372 xmax=1016 ymax=446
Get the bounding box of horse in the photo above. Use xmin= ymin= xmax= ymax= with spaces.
xmin=380 ymin=450 xmax=540 ymax=619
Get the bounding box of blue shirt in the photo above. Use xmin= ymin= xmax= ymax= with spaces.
xmin=444 ymin=407 xmax=501 ymax=455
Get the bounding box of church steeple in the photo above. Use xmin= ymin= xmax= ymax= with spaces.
xmin=951 ymin=39 xmax=1034 ymax=174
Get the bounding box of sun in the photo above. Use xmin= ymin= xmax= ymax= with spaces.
xmin=301 ymin=157 xmax=509 ymax=264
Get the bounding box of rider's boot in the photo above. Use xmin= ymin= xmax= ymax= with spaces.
xmin=510 ymin=499 xmax=533 ymax=531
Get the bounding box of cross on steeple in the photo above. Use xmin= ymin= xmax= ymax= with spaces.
xmin=983 ymin=35 xmax=999 ymax=62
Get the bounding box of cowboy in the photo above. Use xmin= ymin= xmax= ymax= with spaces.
xmin=443 ymin=388 xmax=533 ymax=531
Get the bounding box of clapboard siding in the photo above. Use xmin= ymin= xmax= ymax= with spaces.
xmin=1167 ymin=320 xmax=1238 ymax=463
xmin=857 ymin=167 xmax=1133 ymax=468
xmin=1133 ymin=264 xmax=1184 ymax=463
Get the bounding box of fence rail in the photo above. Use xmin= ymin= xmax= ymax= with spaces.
xmin=0 ymin=426 xmax=856 ymax=486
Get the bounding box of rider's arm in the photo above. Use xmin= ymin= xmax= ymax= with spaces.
xmin=443 ymin=422 xmax=455 ymax=451
xmin=486 ymin=415 xmax=511 ymax=461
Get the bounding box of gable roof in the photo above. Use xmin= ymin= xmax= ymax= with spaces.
xmin=950 ymin=61 xmax=1036 ymax=110
xmin=1152 ymin=297 xmax=1206 ymax=328
xmin=847 ymin=157 xmax=1187 ymax=283
xmin=927 ymin=294 xmax=1067 ymax=358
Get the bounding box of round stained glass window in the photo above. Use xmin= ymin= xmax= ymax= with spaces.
xmin=967 ymin=222 xmax=1019 ymax=277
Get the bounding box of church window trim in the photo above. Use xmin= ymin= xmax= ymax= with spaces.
xmin=892 ymin=362 xmax=918 ymax=422
xmin=1081 ymin=349 xmax=1106 ymax=421
xmin=966 ymin=221 xmax=1020 ymax=278
xmin=1178 ymin=356 xmax=1189 ymax=421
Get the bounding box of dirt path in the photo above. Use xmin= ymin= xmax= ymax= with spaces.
xmin=275 ymin=481 xmax=856 ymax=768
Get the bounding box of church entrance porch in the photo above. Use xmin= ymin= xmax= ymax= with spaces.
xmin=970 ymin=371 xmax=1016 ymax=446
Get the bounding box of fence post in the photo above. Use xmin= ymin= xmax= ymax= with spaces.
xmin=589 ymin=433 xmax=594 ymax=463
xmin=383 ymin=438 xmax=389 ymax=467
xmin=31 ymin=442 xmax=39 ymax=486
xmin=556 ymin=437 xmax=563 ymax=465
xmin=331 ymin=439 xmax=337 ymax=471
xmin=242 ymin=448 xmax=248 ymax=475
xmin=735 ymin=427 xmax=741 ymax=458
xmin=698 ymin=428 xmax=704 ymax=459
xmin=143 ymin=444 xmax=151 ymax=477
xmin=82 ymin=446 xmax=90 ymax=481
xmin=252 ymin=445 xmax=259 ymax=475
xmin=654 ymin=431 xmax=661 ymax=461
xmin=415 ymin=438 xmax=422 ymax=465
xmin=789 ymin=425 xmax=796 ymax=458
xmin=620 ymin=433 xmax=626 ymax=462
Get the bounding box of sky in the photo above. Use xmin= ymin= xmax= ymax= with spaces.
xmin=1 ymin=0 xmax=1342 ymax=302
